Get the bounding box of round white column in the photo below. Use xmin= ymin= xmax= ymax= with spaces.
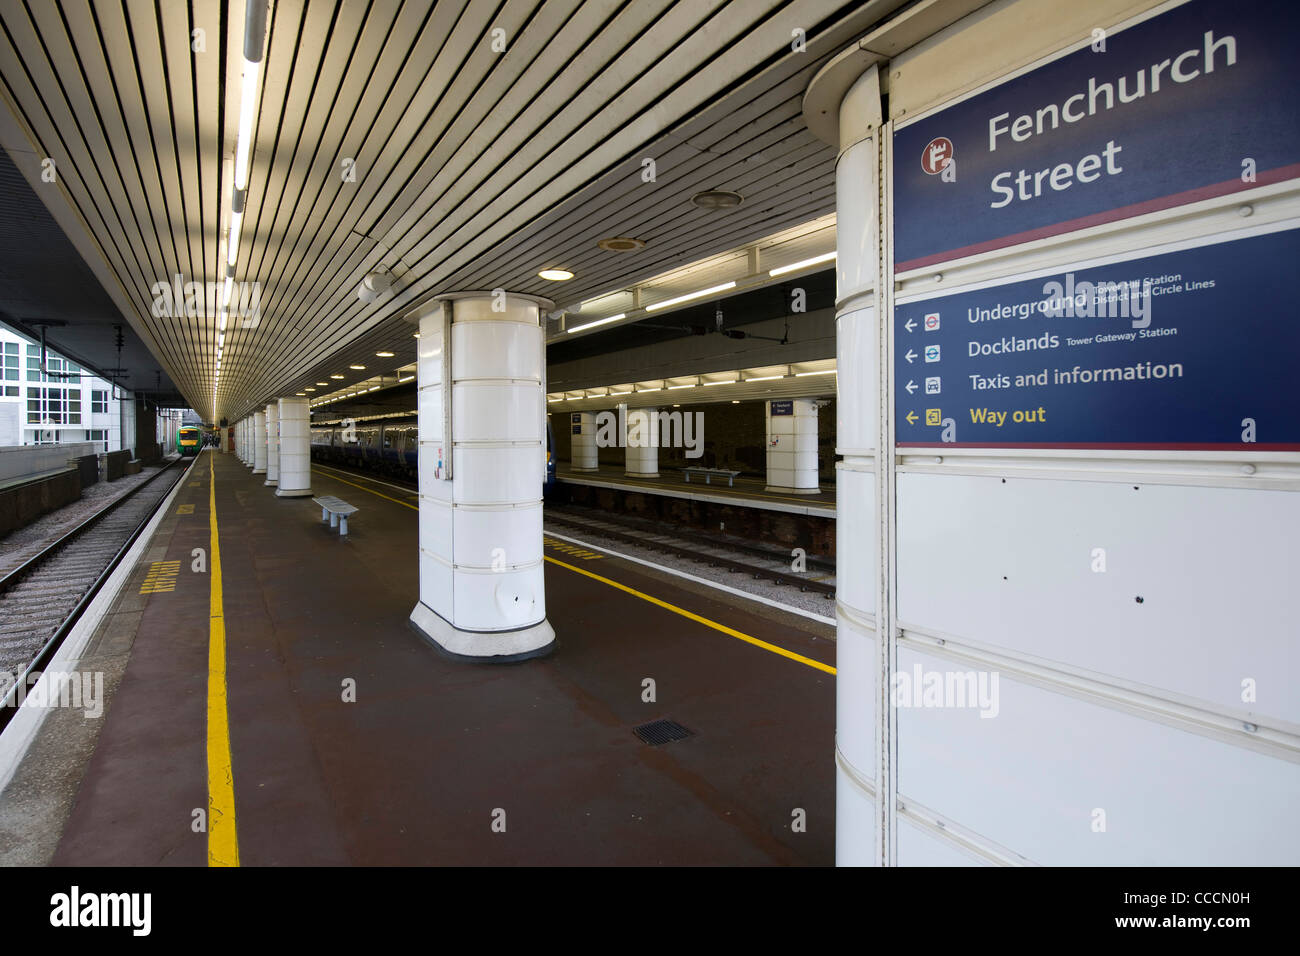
xmin=765 ymin=398 xmax=821 ymax=493
xmin=624 ymin=407 xmax=659 ymax=478
xmin=276 ymin=398 xmax=314 ymax=497
xmin=243 ymin=418 xmax=252 ymax=465
xmin=252 ymin=410 xmax=267 ymax=474
xmin=237 ymin=419 xmax=246 ymax=463
xmin=569 ymin=410 xmax=598 ymax=471
xmin=806 ymin=58 xmax=884 ymax=866
xmin=408 ymin=291 xmax=555 ymax=661
xmin=263 ymin=402 xmax=279 ymax=486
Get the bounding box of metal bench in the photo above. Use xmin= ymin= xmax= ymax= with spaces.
xmin=682 ymin=466 xmax=742 ymax=487
xmin=312 ymin=495 xmax=358 ymax=536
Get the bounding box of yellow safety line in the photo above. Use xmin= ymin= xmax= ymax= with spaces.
xmin=312 ymin=466 xmax=418 ymax=510
xmin=309 ymin=465 xmax=831 ymax=675
xmin=543 ymin=554 xmax=836 ymax=676
xmin=207 ymin=452 xmax=239 ymax=866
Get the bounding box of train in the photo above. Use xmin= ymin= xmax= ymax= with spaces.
xmin=177 ymin=425 xmax=203 ymax=457
xmin=310 ymin=414 xmax=557 ymax=490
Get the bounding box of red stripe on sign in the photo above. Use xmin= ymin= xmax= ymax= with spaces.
xmin=894 ymin=165 xmax=1300 ymax=274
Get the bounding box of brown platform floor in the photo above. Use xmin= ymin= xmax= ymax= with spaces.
xmin=48 ymin=450 xmax=835 ymax=865
xmin=556 ymin=463 xmax=836 ymax=516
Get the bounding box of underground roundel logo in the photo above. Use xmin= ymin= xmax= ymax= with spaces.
xmin=921 ymin=137 xmax=953 ymax=175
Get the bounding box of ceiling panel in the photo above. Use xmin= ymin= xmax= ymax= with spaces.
xmin=0 ymin=0 xmax=918 ymax=422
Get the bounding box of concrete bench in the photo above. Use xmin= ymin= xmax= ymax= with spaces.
xmin=312 ymin=495 xmax=359 ymax=536
xmin=682 ymin=466 xmax=742 ymax=487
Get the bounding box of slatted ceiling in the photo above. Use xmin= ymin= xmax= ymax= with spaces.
xmin=0 ymin=1 xmax=899 ymax=421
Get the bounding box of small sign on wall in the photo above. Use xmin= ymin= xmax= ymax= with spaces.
xmin=770 ymin=400 xmax=794 ymax=416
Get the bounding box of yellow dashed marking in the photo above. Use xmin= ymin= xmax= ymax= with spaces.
xmin=139 ymin=560 xmax=181 ymax=594
xmin=177 ymin=504 xmax=195 ymax=515
xmin=543 ymin=537 xmax=603 ymax=560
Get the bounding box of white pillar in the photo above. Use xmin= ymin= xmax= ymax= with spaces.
xmin=276 ymin=398 xmax=313 ymax=497
xmin=807 ymin=63 xmax=883 ymax=866
xmin=237 ymin=420 xmax=245 ymax=462
xmin=242 ymin=419 xmax=251 ymax=465
xmin=252 ymin=410 xmax=267 ymax=474
xmin=765 ymin=398 xmax=821 ymax=493
xmin=624 ymin=407 xmax=659 ymax=478
xmin=408 ymin=291 xmax=554 ymax=661
xmin=264 ymin=403 xmax=279 ymax=486
xmin=569 ymin=410 xmax=598 ymax=471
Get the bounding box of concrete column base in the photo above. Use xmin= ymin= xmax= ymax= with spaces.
xmin=569 ymin=466 xmax=599 ymax=473
xmin=263 ymin=479 xmax=278 ymax=487
xmin=252 ymin=468 xmax=266 ymax=475
xmin=409 ymin=602 xmax=555 ymax=661
xmin=275 ymin=487 xmax=314 ymax=498
xmin=625 ymin=471 xmax=660 ymax=479
xmin=764 ymin=485 xmax=823 ymax=494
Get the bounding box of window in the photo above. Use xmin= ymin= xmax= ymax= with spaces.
xmin=2 ymin=342 xmax=17 ymax=381
xmin=3 ymin=386 xmax=16 ymax=397
xmin=91 ymin=389 xmax=108 ymax=413
xmin=26 ymin=387 xmax=82 ymax=425
xmin=87 ymin=428 xmax=109 ymax=451
xmin=26 ymin=344 xmax=45 ymax=382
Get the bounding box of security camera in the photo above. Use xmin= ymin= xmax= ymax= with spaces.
xmin=357 ymin=269 xmax=393 ymax=304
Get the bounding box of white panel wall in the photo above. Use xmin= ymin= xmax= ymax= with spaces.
xmin=820 ymin=0 xmax=1300 ymax=866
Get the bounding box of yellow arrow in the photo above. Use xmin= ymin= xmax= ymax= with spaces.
xmin=905 ymin=410 xmax=918 ymax=424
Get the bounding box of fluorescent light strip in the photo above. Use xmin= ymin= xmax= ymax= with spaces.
xmin=644 ymin=281 xmax=736 ymax=312
xmin=667 ymin=383 xmax=694 ymax=390
xmin=234 ymin=59 xmax=260 ymax=190
xmin=701 ymin=379 xmax=733 ymax=386
xmin=227 ymin=209 xmax=243 ymax=267
xmin=768 ymin=251 xmax=836 ymax=277
xmin=745 ymin=375 xmax=782 ymax=382
xmin=566 ymin=313 xmax=625 ymax=334
xmin=795 ymin=369 xmax=836 ymax=377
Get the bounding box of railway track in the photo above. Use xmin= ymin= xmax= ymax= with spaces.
xmin=544 ymin=505 xmax=837 ymax=597
xmin=310 ymin=460 xmax=838 ymax=597
xmin=0 ymin=458 xmax=187 ymax=717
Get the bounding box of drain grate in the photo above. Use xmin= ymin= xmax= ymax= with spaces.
xmin=634 ymin=718 xmax=694 ymax=746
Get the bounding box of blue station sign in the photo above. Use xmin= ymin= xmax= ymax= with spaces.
xmin=893 ymin=0 xmax=1300 ymax=271
xmin=893 ymin=228 xmax=1300 ymax=450
xmin=770 ymin=400 xmax=794 ymax=416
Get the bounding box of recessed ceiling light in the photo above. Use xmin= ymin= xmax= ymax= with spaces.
xmin=597 ymin=237 xmax=646 ymax=253
xmin=331 ymin=374 xmax=344 ymax=379
xmin=538 ymin=269 xmax=574 ymax=281
xmin=304 ymin=387 xmax=316 ymax=392
xmin=413 ymin=332 xmax=420 ymax=338
xmin=375 ymin=351 xmax=394 ymax=357
xmin=350 ymin=364 xmax=366 ymax=370
xmin=316 ymin=382 xmax=328 ymax=386
xmin=691 ymin=189 xmax=743 ymax=209
xmin=296 ymin=392 xmax=306 ymax=396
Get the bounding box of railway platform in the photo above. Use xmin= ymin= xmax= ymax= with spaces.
xmin=0 ymin=450 xmax=835 ymax=865
xmin=556 ymin=464 xmax=836 ymax=518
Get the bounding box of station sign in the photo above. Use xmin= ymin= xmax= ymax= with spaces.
xmin=893 ymin=228 xmax=1300 ymax=449
xmin=770 ymin=400 xmax=794 ymax=416
xmin=893 ymin=0 xmax=1300 ymax=271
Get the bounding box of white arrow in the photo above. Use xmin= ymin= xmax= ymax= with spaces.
xmin=905 ymin=349 xmax=917 ymax=363
xmin=905 ymin=380 xmax=917 ymax=394
xmin=904 ymin=318 xmax=917 ymax=333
